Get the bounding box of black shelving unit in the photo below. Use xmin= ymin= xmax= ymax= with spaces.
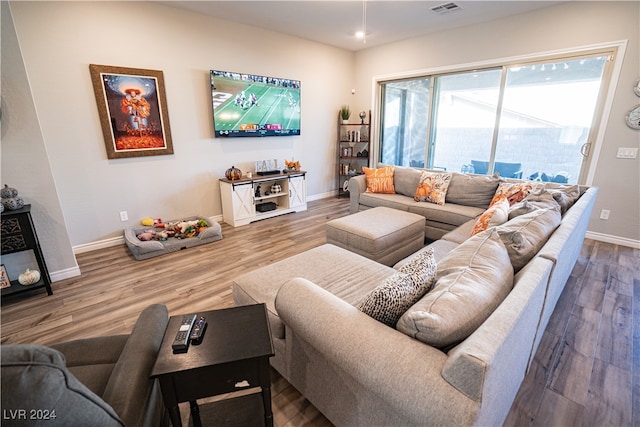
xmin=1 ymin=204 xmax=53 ymax=298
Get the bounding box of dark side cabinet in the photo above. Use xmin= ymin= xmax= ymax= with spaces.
xmin=1 ymin=205 xmax=52 ymax=298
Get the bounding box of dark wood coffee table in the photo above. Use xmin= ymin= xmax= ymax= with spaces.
xmin=151 ymin=304 xmax=274 ymax=427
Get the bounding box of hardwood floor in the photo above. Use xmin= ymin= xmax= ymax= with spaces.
xmin=1 ymin=197 xmax=637 ymax=426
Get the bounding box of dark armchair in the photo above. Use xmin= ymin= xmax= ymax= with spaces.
xmin=1 ymin=304 xmax=169 ymax=427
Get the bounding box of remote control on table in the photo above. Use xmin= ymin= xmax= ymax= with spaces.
xmin=189 ymin=316 xmax=207 ymax=344
xmin=172 ymin=314 xmax=197 ymax=353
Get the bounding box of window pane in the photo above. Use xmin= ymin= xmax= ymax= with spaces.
xmin=495 ymin=56 xmax=607 ymax=183
xmin=429 ymin=69 xmax=502 ymax=172
xmin=380 ymin=78 xmax=430 ymax=167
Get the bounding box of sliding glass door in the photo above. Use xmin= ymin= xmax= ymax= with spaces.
xmin=378 ymin=50 xmax=612 ymax=184
xmin=494 ymin=56 xmax=608 ymax=183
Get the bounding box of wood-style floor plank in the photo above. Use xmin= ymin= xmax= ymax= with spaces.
xmin=1 ymin=197 xmax=638 ymax=426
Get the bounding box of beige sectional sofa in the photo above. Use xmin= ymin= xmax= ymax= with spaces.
xmin=232 ymin=165 xmax=598 ymax=426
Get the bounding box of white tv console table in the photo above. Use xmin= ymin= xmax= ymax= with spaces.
xmin=219 ymin=171 xmax=307 ymax=227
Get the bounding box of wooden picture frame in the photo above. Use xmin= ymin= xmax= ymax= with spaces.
xmin=0 ymin=264 xmax=10 ymax=289
xmin=89 ymin=64 xmax=174 ymax=159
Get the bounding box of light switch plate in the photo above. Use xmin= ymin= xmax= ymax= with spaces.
xmin=616 ymin=147 xmax=638 ymax=159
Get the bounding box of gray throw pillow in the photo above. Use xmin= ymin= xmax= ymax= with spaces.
xmin=397 ymin=229 xmax=514 ymax=348
xmin=1 ymin=345 xmax=124 ymax=427
xmin=360 ymin=248 xmax=437 ymax=327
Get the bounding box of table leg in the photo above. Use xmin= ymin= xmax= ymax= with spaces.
xmin=259 ymin=359 xmax=273 ymax=427
xmin=168 ymin=405 xmax=182 ymax=427
xmin=262 ymin=385 xmax=273 ymax=427
xmin=190 ymin=400 xmax=202 ymax=427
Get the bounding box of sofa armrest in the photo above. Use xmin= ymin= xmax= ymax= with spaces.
xmin=348 ymin=174 xmax=367 ymax=213
xmin=275 ymin=278 xmax=476 ymax=426
xmin=102 ymin=304 xmax=169 ymax=427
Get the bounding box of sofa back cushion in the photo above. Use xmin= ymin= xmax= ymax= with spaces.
xmin=496 ymin=208 xmax=562 ymax=272
xmin=392 ymin=165 xmax=422 ymax=198
xmin=397 ymin=229 xmax=514 ymax=348
xmin=445 ymin=173 xmax=501 ymax=208
xmin=1 ymin=344 xmax=124 ymax=426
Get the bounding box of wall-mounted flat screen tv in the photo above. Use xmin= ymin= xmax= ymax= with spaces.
xmin=210 ymin=70 xmax=300 ymax=137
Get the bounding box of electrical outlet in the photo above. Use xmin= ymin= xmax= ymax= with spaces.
xmin=120 ymin=211 xmax=128 ymax=222
xmin=599 ymin=209 xmax=610 ymax=220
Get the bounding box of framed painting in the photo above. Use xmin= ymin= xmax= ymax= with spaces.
xmin=89 ymin=64 xmax=174 ymax=159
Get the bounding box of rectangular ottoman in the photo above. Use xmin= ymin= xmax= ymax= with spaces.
xmin=326 ymin=206 xmax=425 ymax=266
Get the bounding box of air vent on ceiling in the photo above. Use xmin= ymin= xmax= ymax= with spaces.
xmin=430 ymin=2 xmax=462 ymax=15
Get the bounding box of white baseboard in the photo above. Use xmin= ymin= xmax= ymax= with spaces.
xmin=585 ymin=231 xmax=640 ymax=249
xmin=50 ymin=266 xmax=82 ymax=282
xmin=73 ymin=236 xmax=124 ymax=254
xmin=308 ymin=191 xmax=337 ymax=201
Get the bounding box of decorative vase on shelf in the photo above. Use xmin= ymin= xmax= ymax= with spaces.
xmin=225 ymin=166 xmax=242 ymax=181
xmin=270 ymin=184 xmax=282 ymax=194
xmin=1 ymin=184 xmax=24 ymax=210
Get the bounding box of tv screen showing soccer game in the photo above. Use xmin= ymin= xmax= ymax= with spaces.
xmin=210 ymin=70 xmax=301 ymax=137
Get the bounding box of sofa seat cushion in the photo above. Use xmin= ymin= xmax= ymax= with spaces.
xmin=233 ymin=244 xmax=397 ymax=339
xmin=397 ymin=229 xmax=514 ymax=348
xmin=359 ymin=192 xmax=412 ymax=211
xmin=1 ymin=345 xmax=124 ymax=426
xmin=408 ymin=202 xmax=485 ymax=227
xmin=441 ymin=219 xmax=476 ymax=244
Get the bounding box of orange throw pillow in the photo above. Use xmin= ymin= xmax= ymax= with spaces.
xmin=363 ymin=166 xmax=395 ymax=194
xmin=413 ymin=171 xmax=452 ymax=205
xmin=471 ymin=198 xmax=510 ymax=236
xmin=489 ymin=182 xmax=535 ymax=207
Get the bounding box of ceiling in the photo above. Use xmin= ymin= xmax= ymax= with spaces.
xmin=160 ymin=1 xmax=564 ymax=51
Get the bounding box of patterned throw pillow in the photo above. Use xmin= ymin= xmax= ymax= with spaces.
xmin=471 ymin=198 xmax=510 ymax=236
xmin=359 ymin=248 xmax=437 ymax=327
xmin=363 ymin=166 xmax=395 ymax=194
xmin=414 ymin=171 xmax=453 ymax=205
xmin=397 ymin=247 xmax=437 ymax=289
xmin=489 ymin=181 xmax=536 ymax=207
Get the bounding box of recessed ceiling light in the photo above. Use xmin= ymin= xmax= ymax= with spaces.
xmin=355 ymin=31 xmax=365 ymax=39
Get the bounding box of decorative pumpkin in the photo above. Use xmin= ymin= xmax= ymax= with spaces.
xmin=18 ymin=268 xmax=41 ymax=286
xmin=3 ymin=197 xmax=24 ymax=210
xmin=225 ymin=166 xmax=242 ymax=181
xmin=270 ymin=184 xmax=282 ymax=194
xmin=1 ymin=184 xmax=18 ymax=199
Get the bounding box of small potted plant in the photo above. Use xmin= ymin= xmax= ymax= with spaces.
xmin=340 ymin=105 xmax=351 ymax=124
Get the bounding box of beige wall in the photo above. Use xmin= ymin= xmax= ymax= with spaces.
xmin=354 ymin=1 xmax=639 ymax=246
xmin=2 ymin=1 xmax=638 ymax=281
xmin=5 ymin=1 xmax=355 ymax=272
xmin=1 ymin=2 xmax=78 ymax=279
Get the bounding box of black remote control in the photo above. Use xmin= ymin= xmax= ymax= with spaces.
xmin=171 ymin=314 xmax=197 ymax=353
xmin=189 ymin=316 xmax=207 ymax=344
